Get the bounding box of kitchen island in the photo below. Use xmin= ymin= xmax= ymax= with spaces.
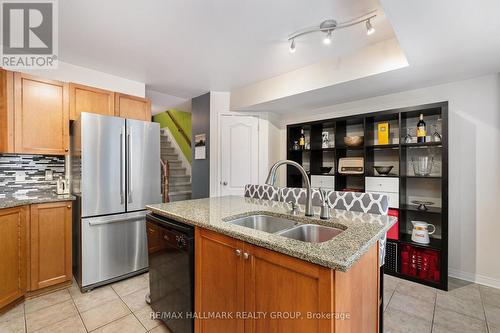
xmin=147 ymin=196 xmax=396 ymax=333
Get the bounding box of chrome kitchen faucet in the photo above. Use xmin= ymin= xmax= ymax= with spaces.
xmin=265 ymin=160 xmax=313 ymax=217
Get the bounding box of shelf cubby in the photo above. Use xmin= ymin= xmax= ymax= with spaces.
xmin=286 ymin=101 xmax=448 ymax=291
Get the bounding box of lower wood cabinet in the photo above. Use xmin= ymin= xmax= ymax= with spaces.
xmin=0 ymin=206 xmax=28 ymax=309
xmin=29 ymin=202 xmax=73 ymax=291
xmin=195 ymin=228 xmax=245 ymax=333
xmin=195 ymin=227 xmax=379 ymax=333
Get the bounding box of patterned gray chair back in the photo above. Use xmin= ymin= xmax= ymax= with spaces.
xmin=280 ymin=187 xmax=323 ymax=206
xmin=278 ymin=188 xmax=389 ymax=216
xmin=327 ymin=191 xmax=389 ymax=215
xmin=244 ymin=184 xmax=280 ymax=201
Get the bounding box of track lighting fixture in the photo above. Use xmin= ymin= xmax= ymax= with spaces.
xmin=366 ymin=19 xmax=375 ymax=35
xmin=323 ymin=30 xmax=332 ymax=45
xmin=287 ymin=10 xmax=377 ymax=53
xmin=289 ymin=39 xmax=296 ymax=53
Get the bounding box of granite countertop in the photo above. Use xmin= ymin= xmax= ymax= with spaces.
xmin=147 ymin=196 xmax=396 ymax=272
xmin=0 ymin=191 xmax=76 ymax=209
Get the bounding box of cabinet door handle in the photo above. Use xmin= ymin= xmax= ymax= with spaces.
xmin=243 ymin=252 xmax=250 ymax=260
xmin=235 ymin=249 xmax=241 ymax=256
xmin=65 ymin=148 xmax=69 ymax=152
xmin=67 ymin=205 xmax=71 ymax=209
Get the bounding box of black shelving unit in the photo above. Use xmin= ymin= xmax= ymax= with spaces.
xmin=286 ymin=102 xmax=449 ymax=291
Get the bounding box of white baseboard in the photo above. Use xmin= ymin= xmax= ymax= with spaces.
xmin=161 ymin=128 xmax=191 ymax=177
xmin=448 ymin=268 xmax=500 ymax=289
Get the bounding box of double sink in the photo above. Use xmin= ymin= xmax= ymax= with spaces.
xmin=226 ymin=214 xmax=343 ymax=243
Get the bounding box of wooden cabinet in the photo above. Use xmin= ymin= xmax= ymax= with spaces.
xmin=195 ymin=227 xmax=379 ymax=333
xmin=0 ymin=69 xmax=15 ymax=153
xmin=29 ymin=202 xmax=72 ymax=291
xmin=195 ymin=228 xmax=245 ymax=333
xmin=0 ymin=206 xmax=28 ymax=309
xmin=115 ymin=93 xmax=151 ymax=121
xmin=14 ymin=73 xmax=69 ymax=155
xmin=69 ymin=83 xmax=115 ymax=120
xmin=244 ymin=243 xmax=333 ymax=333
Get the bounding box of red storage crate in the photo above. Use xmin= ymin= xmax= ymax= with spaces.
xmin=400 ymin=244 xmax=441 ymax=283
xmin=387 ymin=209 xmax=399 ymax=240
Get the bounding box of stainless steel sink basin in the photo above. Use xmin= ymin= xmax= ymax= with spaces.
xmin=227 ymin=214 xmax=299 ymax=233
xmin=276 ymin=224 xmax=343 ymax=243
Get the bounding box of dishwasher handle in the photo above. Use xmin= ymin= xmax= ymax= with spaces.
xmin=146 ymin=213 xmax=194 ymax=236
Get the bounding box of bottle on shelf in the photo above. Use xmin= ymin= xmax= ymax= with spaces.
xmin=299 ymin=129 xmax=305 ymax=149
xmin=416 ymin=114 xmax=426 ymax=143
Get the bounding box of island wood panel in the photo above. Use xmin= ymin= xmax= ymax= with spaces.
xmin=69 ymin=83 xmax=115 ymax=120
xmin=14 ymin=73 xmax=69 ymax=155
xmin=244 ymin=243 xmax=334 ymax=333
xmin=334 ymin=243 xmax=379 ymax=333
xmin=0 ymin=69 xmax=15 ymax=153
xmin=29 ymin=202 xmax=72 ymax=291
xmin=0 ymin=206 xmax=28 ymax=310
xmin=195 ymin=228 xmax=245 ymax=333
xmin=115 ymin=93 xmax=151 ymax=121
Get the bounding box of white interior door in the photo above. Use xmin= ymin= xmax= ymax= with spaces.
xmin=220 ymin=115 xmax=259 ymax=196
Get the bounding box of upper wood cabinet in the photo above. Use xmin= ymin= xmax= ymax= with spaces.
xmin=115 ymin=93 xmax=151 ymax=121
xmin=0 ymin=206 xmax=28 ymax=310
xmin=29 ymin=201 xmax=72 ymax=291
xmin=14 ymin=73 xmax=69 ymax=155
xmin=0 ymin=69 xmax=15 ymax=153
xmin=69 ymin=83 xmax=115 ymax=120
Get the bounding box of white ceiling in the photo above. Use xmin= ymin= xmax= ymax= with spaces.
xmin=59 ymin=0 xmax=394 ymax=99
xmin=234 ymin=0 xmax=500 ymax=112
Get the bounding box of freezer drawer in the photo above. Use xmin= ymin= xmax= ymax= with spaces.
xmin=81 ymin=211 xmax=148 ymax=287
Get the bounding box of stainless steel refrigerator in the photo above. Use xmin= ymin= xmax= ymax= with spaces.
xmin=71 ymin=112 xmax=161 ymax=291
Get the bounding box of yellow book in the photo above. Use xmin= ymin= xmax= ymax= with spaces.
xmin=377 ymin=123 xmax=389 ymax=145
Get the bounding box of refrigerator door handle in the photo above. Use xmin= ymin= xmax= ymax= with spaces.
xmin=127 ymin=129 xmax=133 ymax=203
xmin=120 ymin=129 xmax=125 ymax=204
xmin=88 ymin=215 xmax=144 ymax=226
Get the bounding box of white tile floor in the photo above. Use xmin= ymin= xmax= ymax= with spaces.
xmin=1 ymin=273 xmax=499 ymax=332
xmin=384 ymin=275 xmax=500 ymax=333
xmin=0 ymin=273 xmax=171 ymax=333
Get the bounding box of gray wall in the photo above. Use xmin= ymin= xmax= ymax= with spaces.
xmin=191 ymin=93 xmax=210 ymax=199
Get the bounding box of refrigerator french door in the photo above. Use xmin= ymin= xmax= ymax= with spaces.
xmin=73 ymin=112 xmax=161 ymax=290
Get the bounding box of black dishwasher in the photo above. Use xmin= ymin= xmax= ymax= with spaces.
xmin=146 ymin=213 xmax=194 ymax=333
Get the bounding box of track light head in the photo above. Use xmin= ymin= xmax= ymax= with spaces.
xmin=289 ymin=39 xmax=296 ymax=53
xmin=366 ymin=19 xmax=375 ymax=35
xmin=323 ymin=30 xmax=332 ymax=45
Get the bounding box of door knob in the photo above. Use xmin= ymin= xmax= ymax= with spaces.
xmin=223 ymin=181 xmax=228 ymax=186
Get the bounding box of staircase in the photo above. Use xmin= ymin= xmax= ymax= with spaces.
xmin=160 ymin=135 xmax=192 ymax=201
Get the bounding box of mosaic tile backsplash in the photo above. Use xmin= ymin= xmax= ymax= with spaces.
xmin=0 ymin=154 xmax=66 ymax=198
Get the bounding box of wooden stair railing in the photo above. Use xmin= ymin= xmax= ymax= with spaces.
xmin=160 ymin=158 xmax=169 ymax=203
xmin=166 ymin=110 xmax=191 ymax=147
